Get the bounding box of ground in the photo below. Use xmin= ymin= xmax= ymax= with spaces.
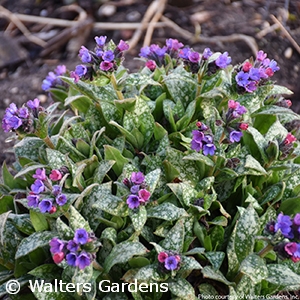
xmin=0 ymin=0 xmax=299 ymax=167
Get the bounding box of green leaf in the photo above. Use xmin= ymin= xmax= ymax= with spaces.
xmin=279 ymin=197 xmax=300 ymax=215
xmin=114 ymin=97 xmax=136 ymax=112
xmin=145 ymin=168 xmax=161 ymax=194
xmin=244 ymin=154 xmax=267 ymax=175
xmin=161 ymin=219 xmax=185 ymax=253
xmin=270 ymin=84 xmax=293 ymax=95
xmin=183 ymin=152 xmax=214 ymax=167
xmin=129 ymin=206 xmax=147 ymax=232
xmin=202 ymin=266 xmax=235 ymax=286
xmin=167 ymin=182 xmax=198 ymax=207
xmin=46 ymin=148 xmax=66 ymax=170
xmin=15 ymin=231 xmax=55 ymax=259
xmin=69 ymin=206 xmax=91 ymax=232
xmin=64 ymin=95 xmax=92 ymax=113
xmin=30 ymin=210 xmax=49 ymax=232
xmin=168 ymin=278 xmax=196 ymax=300
xmin=103 ymin=241 xmax=147 ymax=273
xmin=28 ymin=264 xmax=61 ymax=280
xmin=133 ymin=264 xmax=167 ymax=283
xmin=14 ymin=137 xmax=44 ymax=161
xmin=204 ymin=252 xmax=225 ymax=270
xmin=56 ymin=217 xmax=74 ymax=240
xmin=104 ymin=145 xmax=129 ymax=177
xmin=234 ymin=205 xmax=260 ymax=264
xmin=239 ymin=254 xmax=268 ymax=284
xmin=147 ymin=203 xmax=189 ymax=221
xmin=9 ymin=214 xmax=35 ymax=235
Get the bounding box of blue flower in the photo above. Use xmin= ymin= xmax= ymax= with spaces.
xmin=39 ymin=199 xmax=53 ymax=213
xmin=130 ymin=185 xmax=140 ymax=194
xmin=229 ymin=131 xmax=243 ymax=143
xmin=74 ymin=65 xmax=87 ymax=77
xmin=56 ymin=194 xmax=67 ymax=206
xmin=179 ymin=48 xmax=190 ymax=59
xmin=139 ymin=46 xmax=151 ymax=58
xmin=31 ymin=179 xmax=45 ymax=194
xmin=269 ymin=60 xmax=280 ymax=72
xmin=192 ymin=130 xmax=204 ymax=142
xmin=203 ymin=144 xmax=216 ymax=156
xmin=27 ymin=195 xmax=39 ymax=207
xmin=27 ymin=98 xmax=40 ymax=109
xmin=215 ymin=52 xmax=231 ymax=68
xmin=164 ymin=256 xmax=179 ymax=270
xmin=79 ymin=46 xmax=92 ymax=63
xmin=66 ymin=252 xmax=77 ymax=267
xmin=127 ymin=194 xmax=140 ymax=209
xmin=166 ymin=38 xmax=183 ymax=51
xmin=74 ymin=228 xmax=89 ymax=245
xmin=67 ymin=240 xmax=79 ymax=252
xmin=249 ymin=67 xmax=260 ymax=81
xmin=235 ymin=71 xmax=249 ymax=87
xmin=202 ymin=48 xmax=212 ymax=60
xmin=18 ymin=107 xmax=29 ymax=119
xmin=95 ymin=35 xmax=107 ymax=47
xmin=102 ymin=50 xmax=115 ymax=62
xmin=275 ymin=213 xmax=293 ymax=238
xmin=52 ymin=185 xmax=62 ymax=197
xmin=76 ymin=252 xmax=91 ymax=269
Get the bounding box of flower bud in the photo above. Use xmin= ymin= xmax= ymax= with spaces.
xmin=53 ymin=252 xmax=65 ymax=264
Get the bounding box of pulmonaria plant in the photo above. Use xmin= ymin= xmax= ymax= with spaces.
xmin=2 ymin=36 xmax=300 ymax=300
xmin=49 ymin=228 xmax=100 ymax=270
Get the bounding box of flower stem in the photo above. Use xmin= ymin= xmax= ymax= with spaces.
xmin=110 ymin=73 xmax=124 ymax=100
xmin=43 ymin=136 xmax=55 ymax=149
xmin=258 ymin=243 xmax=274 ymax=258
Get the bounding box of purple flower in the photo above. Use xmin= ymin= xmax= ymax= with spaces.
xmin=294 ymin=213 xmax=300 ymax=225
xmin=31 ymin=179 xmax=45 ymax=194
xmin=203 ymin=144 xmax=216 ymax=156
xmin=150 ymin=44 xmax=166 ymax=57
xmin=191 ymin=139 xmax=203 ymax=152
xmin=42 ymin=72 xmax=56 ymax=91
xmin=52 ymin=185 xmax=62 ymax=197
xmin=164 ymin=256 xmax=179 ymax=270
xmin=49 ymin=238 xmax=65 ymax=254
xmin=179 ymin=48 xmax=190 ymax=59
xmin=54 ymin=65 xmax=66 ymax=75
xmin=127 ymin=194 xmax=140 ymax=209
xmin=33 ymin=168 xmax=47 ymax=181
xmin=215 ymin=52 xmax=231 ymax=68
xmin=5 ymin=116 xmax=22 ymax=131
xmin=100 ymin=61 xmax=114 ymax=71
xmin=102 ymin=50 xmax=115 ymax=62
xmin=236 ymin=71 xmax=249 ymax=87
xmin=244 ymin=81 xmax=257 ymax=93
xmin=256 ymin=50 xmax=267 ymax=61
xmin=139 ymin=46 xmax=151 ymax=58
xmin=74 ymin=228 xmax=89 ymax=245
xmin=249 ymin=68 xmax=260 ymax=81
xmin=6 ymin=103 xmax=18 ymax=115
xmin=232 ymin=103 xmax=247 ymax=117
xmin=117 ymin=40 xmax=129 ymax=51
xmin=131 ymin=172 xmax=145 ymax=184
xmin=130 ymin=185 xmax=140 ymax=194
xmin=275 ymin=213 xmax=293 ymax=238
xmin=74 ymin=65 xmax=87 ymax=77
xmin=269 ymin=60 xmax=280 ymax=72
xmin=56 ymin=194 xmax=67 ymax=206
xmin=166 ymin=38 xmax=183 ymax=51
xmin=67 ymin=240 xmax=79 ymax=252
xmin=66 ymin=252 xmax=77 ymax=267
xmin=202 ymin=48 xmax=213 ymax=60
xmin=192 ymin=130 xmax=204 ymax=142
xmin=39 ymin=199 xmax=53 ymax=213
xmin=18 ymin=107 xmax=29 ymax=119
xmin=95 ymin=36 xmax=107 ymax=47
xmin=188 ymin=51 xmax=200 ymax=63
xmin=70 ymin=71 xmax=80 ymax=83
xmin=27 ymin=195 xmax=39 ymax=207
xmin=27 ymin=98 xmax=40 ymax=109
xmin=76 ymin=252 xmax=91 ymax=269
xmin=79 ymin=46 xmax=92 ymax=63
xmin=203 ymin=135 xmax=213 ymax=144
xmin=229 ymin=130 xmax=243 ymax=143
xmin=96 ymin=48 xmax=104 ymax=58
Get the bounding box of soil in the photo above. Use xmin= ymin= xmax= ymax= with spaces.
xmin=0 ymin=0 xmax=299 ymax=167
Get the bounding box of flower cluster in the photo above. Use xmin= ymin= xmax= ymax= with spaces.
xmin=139 ymin=38 xmax=230 ymax=74
xmin=70 ymin=36 xmax=129 ymax=82
xmin=27 ymin=168 xmax=68 ymax=214
xmin=224 ymin=100 xmax=248 ymax=143
xmin=279 ymin=132 xmax=297 ymax=160
xmin=123 ymin=172 xmax=151 ymax=209
xmin=49 ymin=228 xmax=100 ymax=269
xmin=157 ymin=251 xmax=181 ymax=272
xmin=42 ymin=65 xmax=67 ymax=91
xmin=2 ymin=99 xmax=43 ymax=133
xmin=265 ymin=213 xmax=300 ymax=262
xmin=235 ymin=50 xmax=279 ymax=93
xmin=191 ymin=122 xmax=216 ymax=156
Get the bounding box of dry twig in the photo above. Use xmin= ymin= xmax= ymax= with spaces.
xmin=270 ymin=14 xmax=300 ymax=56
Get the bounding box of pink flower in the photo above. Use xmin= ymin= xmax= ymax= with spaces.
xmin=158 ymin=252 xmax=168 ymax=263
xmin=285 ymin=242 xmax=297 ymax=256
xmin=284 ymin=133 xmax=297 ymax=145
xmin=49 ymin=170 xmax=62 ymax=181
xmin=242 ymin=62 xmax=252 ymax=72
xmin=239 ymin=123 xmax=249 ymax=131
xmin=53 ymin=252 xmax=65 ymax=264
xmin=138 ymin=189 xmax=151 ymax=202
xmin=286 ymin=99 xmax=292 ymax=107
xmin=228 ymin=100 xmax=238 ymax=109
xmin=145 ymin=60 xmax=156 ymax=71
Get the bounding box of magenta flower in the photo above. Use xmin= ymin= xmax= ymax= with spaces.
xmin=117 ymin=40 xmax=129 ymax=51
xmin=49 ymin=170 xmax=62 ymax=181
xmin=188 ymin=51 xmax=200 ymax=63
xmin=100 ymin=61 xmax=114 ymax=71
xmin=53 ymin=252 xmax=65 ymax=264
xmin=138 ymin=189 xmax=151 ymax=202
xmin=256 ymin=50 xmax=267 ymax=61
xmin=166 ymin=38 xmax=183 ymax=51
xmin=145 ymin=60 xmax=156 ymax=71
xmin=158 ymin=252 xmax=168 ymax=263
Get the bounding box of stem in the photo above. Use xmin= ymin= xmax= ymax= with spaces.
xmin=43 ymin=136 xmax=55 ymax=149
xmin=258 ymin=243 xmax=274 ymax=258
xmin=110 ymin=73 xmax=124 ymax=100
